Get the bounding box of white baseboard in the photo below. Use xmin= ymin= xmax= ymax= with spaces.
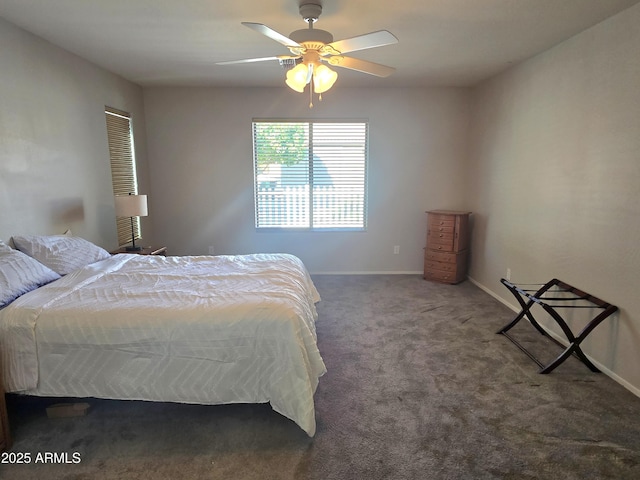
xmin=467 ymin=276 xmax=640 ymax=399
xmin=540 ymin=326 xmax=640 ymax=398
xmin=468 ymin=276 xmax=519 ymax=312
xmin=311 ymin=271 xmax=423 ymax=275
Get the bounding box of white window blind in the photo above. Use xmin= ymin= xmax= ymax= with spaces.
xmin=105 ymin=107 xmax=141 ymax=246
xmin=253 ymin=120 xmax=367 ymax=230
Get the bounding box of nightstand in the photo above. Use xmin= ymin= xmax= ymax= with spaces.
xmin=112 ymin=246 xmax=167 ymax=256
xmin=0 ymin=355 xmax=12 ymax=452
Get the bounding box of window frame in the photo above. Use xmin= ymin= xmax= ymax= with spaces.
xmin=252 ymin=119 xmax=369 ymax=232
xmin=105 ymin=106 xmax=142 ymax=246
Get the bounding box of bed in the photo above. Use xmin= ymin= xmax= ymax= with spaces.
xmin=0 ymin=236 xmax=326 ymax=436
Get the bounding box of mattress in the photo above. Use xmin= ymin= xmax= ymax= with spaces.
xmin=0 ymin=253 xmax=326 ymax=436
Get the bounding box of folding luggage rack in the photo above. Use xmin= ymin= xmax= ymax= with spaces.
xmin=497 ymin=278 xmax=618 ymax=374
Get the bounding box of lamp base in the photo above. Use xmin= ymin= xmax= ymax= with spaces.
xmin=125 ymin=246 xmax=143 ymax=252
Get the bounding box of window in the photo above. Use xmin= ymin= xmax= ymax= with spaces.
xmin=105 ymin=107 xmax=141 ymax=246
xmin=253 ymin=120 xmax=368 ymax=230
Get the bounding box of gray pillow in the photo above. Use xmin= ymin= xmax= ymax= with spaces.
xmin=0 ymin=245 xmax=61 ymax=307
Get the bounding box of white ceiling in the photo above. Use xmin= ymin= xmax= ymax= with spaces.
xmin=1 ymin=0 xmax=639 ymax=88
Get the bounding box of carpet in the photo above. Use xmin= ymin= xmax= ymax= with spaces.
xmin=2 ymin=275 xmax=639 ymax=479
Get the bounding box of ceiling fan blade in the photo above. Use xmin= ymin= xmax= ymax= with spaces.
xmin=327 ymin=56 xmax=396 ymax=77
xmin=326 ymin=30 xmax=398 ymax=55
xmin=216 ymin=55 xmax=299 ymax=66
xmin=241 ymin=22 xmax=301 ymax=49
xmin=216 ymin=56 xmax=281 ymax=65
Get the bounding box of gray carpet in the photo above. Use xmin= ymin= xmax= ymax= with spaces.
xmin=2 ymin=275 xmax=639 ymax=479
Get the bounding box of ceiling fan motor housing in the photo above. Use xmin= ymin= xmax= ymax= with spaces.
xmin=292 ymin=3 xmax=333 ymax=50
xmin=289 ymin=28 xmax=333 ymax=46
xmin=299 ymin=3 xmax=322 ymax=23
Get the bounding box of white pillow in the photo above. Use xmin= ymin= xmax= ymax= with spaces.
xmin=12 ymin=235 xmax=111 ymax=276
xmin=0 ymin=240 xmax=13 ymax=253
xmin=0 ymin=247 xmax=61 ymax=307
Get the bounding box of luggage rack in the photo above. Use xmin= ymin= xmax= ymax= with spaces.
xmin=497 ymin=278 xmax=618 ymax=374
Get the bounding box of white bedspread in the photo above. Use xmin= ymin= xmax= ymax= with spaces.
xmin=0 ymin=253 xmax=326 ymax=436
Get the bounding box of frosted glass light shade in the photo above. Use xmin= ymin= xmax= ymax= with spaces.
xmin=115 ymin=194 xmax=148 ymax=217
xmin=313 ymin=64 xmax=338 ymax=93
xmin=286 ymin=63 xmax=311 ymax=92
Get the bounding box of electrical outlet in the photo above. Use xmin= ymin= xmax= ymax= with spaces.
xmin=506 ymin=268 xmax=511 ymax=281
xmin=208 ymin=245 xmax=215 ymax=255
xmin=393 ymin=245 xmax=400 ymax=255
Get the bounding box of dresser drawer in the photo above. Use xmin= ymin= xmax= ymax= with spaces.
xmin=428 ymin=230 xmax=454 ymax=244
xmin=428 ymin=223 xmax=454 ymax=234
xmin=428 ymin=214 xmax=456 ymax=228
xmin=425 ymin=251 xmax=458 ymax=264
xmin=427 ymin=240 xmax=454 ymax=252
xmin=424 ymin=268 xmax=459 ymax=283
xmin=423 ymin=248 xmax=468 ymax=284
xmin=425 ymin=260 xmax=457 ymax=273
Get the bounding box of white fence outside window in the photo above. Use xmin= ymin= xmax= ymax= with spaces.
xmin=256 ymin=185 xmax=365 ymax=228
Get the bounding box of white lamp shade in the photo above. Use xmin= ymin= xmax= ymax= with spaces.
xmin=286 ymin=63 xmax=311 ymax=92
xmin=115 ymin=194 xmax=148 ymax=217
xmin=313 ymin=64 xmax=338 ymax=94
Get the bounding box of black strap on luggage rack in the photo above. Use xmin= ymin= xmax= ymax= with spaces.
xmin=497 ymin=278 xmax=618 ymax=374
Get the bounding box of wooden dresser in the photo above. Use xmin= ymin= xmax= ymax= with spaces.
xmin=424 ymin=210 xmax=471 ymax=284
xmin=0 ymin=355 xmax=11 ymax=451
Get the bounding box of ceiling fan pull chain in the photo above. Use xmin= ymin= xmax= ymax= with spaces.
xmin=309 ymin=82 xmax=314 ymax=108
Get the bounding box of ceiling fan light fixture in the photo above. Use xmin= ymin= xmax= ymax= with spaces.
xmin=285 ymin=63 xmax=311 ymax=92
xmin=221 ymin=4 xmax=398 ymax=106
xmin=312 ymin=64 xmax=338 ymax=93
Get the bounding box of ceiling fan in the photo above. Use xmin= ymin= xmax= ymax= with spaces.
xmin=216 ymin=2 xmax=398 ymax=106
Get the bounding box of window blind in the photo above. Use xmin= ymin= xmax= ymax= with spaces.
xmin=253 ymin=121 xmax=367 ymax=230
xmin=105 ymin=107 xmax=141 ymax=245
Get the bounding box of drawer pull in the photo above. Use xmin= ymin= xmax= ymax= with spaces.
xmin=439 ymin=234 xmax=443 ymax=237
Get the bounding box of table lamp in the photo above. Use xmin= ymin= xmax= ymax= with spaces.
xmin=114 ymin=194 xmax=148 ymax=251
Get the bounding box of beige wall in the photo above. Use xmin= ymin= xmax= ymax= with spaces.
xmin=143 ymin=86 xmax=470 ymax=273
xmin=0 ymin=17 xmax=149 ymax=249
xmin=466 ymin=4 xmax=640 ymax=393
